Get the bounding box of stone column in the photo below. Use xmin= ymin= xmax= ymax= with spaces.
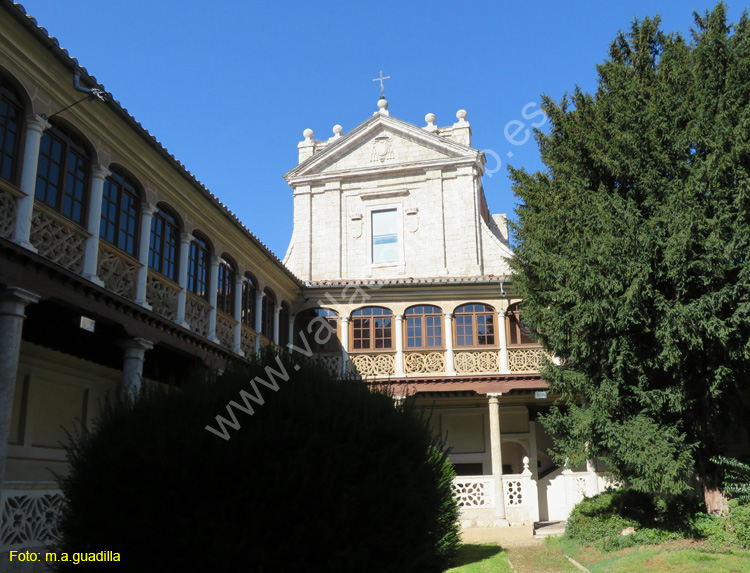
xmin=488 ymin=393 xmax=505 ymax=519
xmin=498 ymin=309 xmax=510 ymax=373
xmin=444 ymin=312 xmax=456 ymax=376
xmin=207 ymin=256 xmax=220 ymax=343
xmin=120 ymin=338 xmax=153 ymax=400
xmin=175 ymin=233 xmax=192 ymax=327
xmin=340 ymin=316 xmax=349 ymax=376
xmin=13 ymin=115 xmax=50 ymax=251
xmin=254 ymin=289 xmax=264 ymax=353
xmin=287 ymin=314 xmax=295 ymax=353
xmin=394 ymin=313 xmax=405 ymax=376
xmin=232 ymin=274 xmax=243 ymax=355
xmin=0 ymin=287 xmax=40 ymax=491
xmin=81 ymin=165 xmax=110 ymax=285
xmin=273 ymin=303 xmax=280 ymax=346
xmin=134 ymin=203 xmax=156 ymax=309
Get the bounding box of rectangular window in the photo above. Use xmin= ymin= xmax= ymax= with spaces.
xmin=371 ymin=209 xmax=398 ymax=264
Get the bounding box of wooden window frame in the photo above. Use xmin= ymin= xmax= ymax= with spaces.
xmin=35 ymin=123 xmax=90 ymax=225
xmin=216 ymin=257 xmax=235 ymax=316
xmin=453 ymin=303 xmax=497 ymax=348
xmin=404 ymin=305 xmax=443 ymax=349
xmin=506 ymin=303 xmax=536 ymax=347
xmin=261 ymin=288 xmax=276 ymax=340
xmin=148 ymin=206 xmax=179 ymax=281
xmin=240 ymin=274 xmax=257 ymax=329
xmin=100 ymin=168 xmax=140 ymax=256
xmin=295 ymin=308 xmax=339 ymax=353
xmin=187 ymin=235 xmax=210 ymax=300
xmin=350 ymin=306 xmax=393 ymax=351
xmin=0 ymin=75 xmax=23 ymax=185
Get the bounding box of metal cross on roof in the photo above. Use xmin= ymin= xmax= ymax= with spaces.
xmin=372 ymin=70 xmax=391 ymax=96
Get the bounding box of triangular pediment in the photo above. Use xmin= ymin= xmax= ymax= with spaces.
xmin=285 ymin=114 xmax=480 ymax=181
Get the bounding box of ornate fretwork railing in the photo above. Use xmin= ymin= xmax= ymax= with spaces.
xmin=97 ymin=242 xmax=140 ymax=300
xmin=349 ymin=352 xmax=396 ymax=377
xmin=30 ymin=202 xmax=90 ymax=274
xmin=240 ymin=324 xmax=258 ymax=357
xmin=452 ymin=476 xmax=495 ymax=508
xmin=404 ymin=351 xmax=445 ymax=374
xmin=146 ymin=271 xmax=180 ymax=320
xmin=185 ymin=292 xmax=211 ymax=337
xmin=454 ymin=350 xmax=500 ymax=374
xmin=0 ymin=483 xmax=64 ymax=552
xmin=312 ymin=353 xmax=342 ymax=376
xmin=507 ymin=347 xmax=550 ymax=373
xmin=0 ymin=180 xmax=22 ymax=239
xmin=216 ymin=311 xmax=237 ymax=350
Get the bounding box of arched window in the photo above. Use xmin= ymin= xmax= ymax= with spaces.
xmin=295 ymin=308 xmax=339 ymax=352
xmin=454 ymin=303 xmax=496 ymax=347
xmin=351 ymin=306 xmax=393 ymax=350
xmin=0 ymin=74 xmax=23 ymax=184
xmin=216 ymin=256 xmax=236 ymax=315
xmin=279 ymin=302 xmax=290 ymax=347
xmin=35 ymin=121 xmax=90 ymax=225
xmin=405 ymin=305 xmax=443 ymax=349
xmin=261 ymin=288 xmax=276 ymax=340
xmin=148 ymin=205 xmax=179 ymax=281
xmin=506 ymin=303 xmax=535 ymax=346
xmin=187 ymin=234 xmax=210 ymax=299
xmin=100 ymin=168 xmax=140 ymax=256
xmin=241 ymin=274 xmax=257 ymax=329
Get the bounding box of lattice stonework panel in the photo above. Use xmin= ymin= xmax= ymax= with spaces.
xmin=97 ymin=244 xmax=139 ymax=300
xmin=507 ymin=348 xmax=551 ymax=373
xmin=452 ymin=479 xmax=493 ymax=508
xmin=404 ymin=352 xmax=445 ymax=374
xmin=216 ymin=314 xmax=236 ymax=349
xmin=504 ymin=480 xmax=524 ymax=506
xmin=314 ymin=354 xmax=342 ymax=376
xmin=454 ymin=351 xmax=500 ymax=374
xmin=186 ymin=294 xmax=211 ymax=337
xmin=240 ymin=326 xmax=257 ymax=357
xmin=1 ymin=491 xmax=64 ymax=550
xmin=30 ymin=210 xmax=87 ymax=273
xmin=146 ymin=273 xmax=179 ymax=320
xmin=350 ymin=353 xmax=396 ymax=377
xmin=0 ymin=188 xmax=16 ymax=238
xmin=573 ymin=477 xmax=587 ymax=504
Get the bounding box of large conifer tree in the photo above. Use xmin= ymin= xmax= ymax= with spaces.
xmin=509 ymin=3 xmax=750 ymax=511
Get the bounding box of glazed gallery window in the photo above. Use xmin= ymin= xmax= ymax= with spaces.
xmin=295 ymin=308 xmax=339 ymax=352
xmin=35 ymin=122 xmax=90 ymax=225
xmin=454 ymin=303 xmax=496 ymax=347
xmin=351 ymin=307 xmax=393 ymax=350
xmin=187 ymin=235 xmax=210 ymax=299
xmin=506 ymin=303 xmax=535 ymax=346
xmin=216 ymin=257 xmax=236 ymax=316
xmin=0 ymin=75 xmax=23 ymax=184
xmin=371 ymin=209 xmax=398 ymax=264
xmin=148 ymin=206 xmax=179 ymax=281
xmin=261 ymin=288 xmax=276 ymax=340
xmin=100 ymin=169 xmax=139 ymax=256
xmin=241 ymin=274 xmax=257 ymax=328
xmin=405 ymin=305 xmax=443 ymax=349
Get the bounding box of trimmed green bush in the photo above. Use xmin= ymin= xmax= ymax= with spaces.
xmin=696 ymin=500 xmax=750 ymax=549
xmin=55 ymin=350 xmax=460 ymax=572
xmin=565 ymin=488 xmax=697 ymax=551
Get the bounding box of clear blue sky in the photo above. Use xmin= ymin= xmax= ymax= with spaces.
xmin=16 ymin=1 xmax=745 ymax=258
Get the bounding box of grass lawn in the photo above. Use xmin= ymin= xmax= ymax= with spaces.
xmin=450 ymin=539 xmax=750 ymax=572
xmin=447 ymin=544 xmax=512 ymax=572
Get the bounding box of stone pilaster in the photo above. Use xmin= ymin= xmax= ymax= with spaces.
xmin=444 ymin=312 xmax=456 ymax=376
xmin=134 ymin=203 xmax=156 ymax=309
xmin=120 ymin=338 xmax=153 ymax=400
xmin=340 ymin=316 xmax=349 ymax=376
xmin=175 ymin=233 xmax=192 ymax=327
xmin=233 ymin=274 xmax=243 ymax=355
xmin=395 ymin=313 xmax=405 ymax=376
xmin=488 ymin=393 xmax=505 ymax=519
xmin=13 ymin=116 xmax=50 ymax=251
xmin=207 ymin=255 xmax=220 ymax=343
xmin=81 ymin=165 xmax=110 ymax=285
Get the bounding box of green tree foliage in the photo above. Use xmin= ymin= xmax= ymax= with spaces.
xmin=509 ymin=3 xmax=750 ymax=503
xmin=55 ymin=350 xmax=460 ymax=572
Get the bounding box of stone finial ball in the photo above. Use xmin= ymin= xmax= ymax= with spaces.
xmin=425 ymin=113 xmax=436 ymax=125
xmin=333 ymin=125 xmax=343 ymax=135
xmin=303 ymin=128 xmax=314 ymax=139
xmin=377 ymin=98 xmax=388 ymax=109
xmin=456 ymin=109 xmax=468 ymax=120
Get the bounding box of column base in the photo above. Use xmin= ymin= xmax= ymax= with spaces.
xmin=10 ymin=238 xmax=38 ymax=253
xmin=233 ymin=346 xmax=244 ymax=357
xmin=83 ymin=274 xmax=105 ymax=287
xmin=135 ymin=299 xmax=153 ymax=311
xmin=446 ymin=369 xmax=457 ymax=376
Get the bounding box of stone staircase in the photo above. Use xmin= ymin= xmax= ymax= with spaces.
xmin=534 ymin=520 xmax=567 ymax=538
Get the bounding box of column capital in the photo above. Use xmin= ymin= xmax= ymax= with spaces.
xmin=119 ymin=337 xmax=154 ymax=353
xmin=487 ymin=392 xmax=502 ymax=403
xmin=341 ymin=316 xmax=349 ymax=324
xmin=273 ymin=303 xmax=280 ymax=314
xmin=26 ymin=114 xmax=51 ymax=133
xmin=395 ymin=313 xmax=403 ymax=320
xmin=180 ymin=232 xmax=193 ymax=244
xmin=142 ymin=202 xmax=157 ymax=216
xmin=445 ymin=312 xmax=453 ymax=320
xmin=210 ymin=255 xmax=221 ymax=266
xmin=0 ymin=286 xmax=41 ymax=308
xmin=91 ymin=164 xmax=111 ymax=181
